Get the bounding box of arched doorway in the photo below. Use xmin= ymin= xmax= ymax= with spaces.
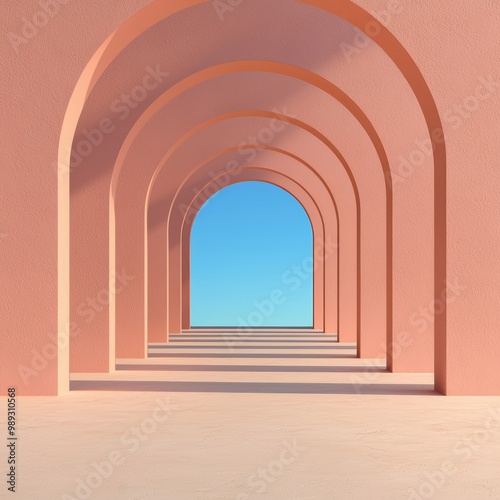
xmin=190 ymin=181 xmax=314 ymax=329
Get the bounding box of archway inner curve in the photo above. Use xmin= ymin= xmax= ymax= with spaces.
xmin=189 ymin=181 xmax=314 ymax=329
xmin=178 ymin=167 xmax=330 ymax=334
xmin=160 ymin=144 xmax=342 ymax=339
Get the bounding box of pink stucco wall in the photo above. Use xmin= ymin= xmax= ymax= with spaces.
xmin=0 ymin=0 xmax=498 ymax=395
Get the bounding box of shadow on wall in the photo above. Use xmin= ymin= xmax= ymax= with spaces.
xmin=71 ymin=0 xmax=358 ymax=192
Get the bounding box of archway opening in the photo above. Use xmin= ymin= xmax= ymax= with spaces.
xmin=190 ymin=181 xmax=313 ymax=328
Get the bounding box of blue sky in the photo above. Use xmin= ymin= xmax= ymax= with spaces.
xmin=190 ymin=181 xmax=313 ymax=327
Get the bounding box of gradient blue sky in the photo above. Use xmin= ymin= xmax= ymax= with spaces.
xmin=190 ymin=181 xmax=313 ymax=327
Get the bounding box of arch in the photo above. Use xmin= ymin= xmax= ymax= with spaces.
xmin=85 ymin=68 xmax=388 ymax=378
xmin=299 ymin=0 xmax=446 ymax=390
xmin=103 ymin=62 xmax=390 ymax=379
xmin=110 ymin=63 xmax=388 ymax=362
xmin=138 ymin=108 xmax=361 ymax=347
xmin=58 ymin=0 xmax=444 ymax=393
xmin=188 ymin=179 xmax=317 ymax=329
xmin=161 ymin=145 xmax=341 ymax=337
xmin=58 ymin=0 xmax=209 ymax=391
xmin=176 ymin=167 xmax=331 ymax=334
xmin=113 ymin=106 xmax=379 ymax=370
xmin=112 ymin=113 xmax=360 ymax=357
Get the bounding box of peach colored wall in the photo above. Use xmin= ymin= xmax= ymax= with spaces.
xmin=1 ymin=0 xmax=498 ymax=396
xmin=1 ymin=0 xmax=151 ymax=395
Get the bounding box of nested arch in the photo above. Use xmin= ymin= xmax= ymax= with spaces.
xmin=109 ymin=63 xmax=383 ymax=366
xmin=176 ymin=167 xmax=331 ymax=333
xmin=142 ymin=109 xmax=364 ymax=345
xmin=134 ymin=113 xmax=360 ymax=356
xmin=126 ymin=96 xmax=384 ymax=367
xmin=87 ymin=65 xmax=392 ymax=379
xmin=160 ymin=146 xmax=341 ymax=339
xmin=59 ymin=0 xmax=446 ymax=394
xmin=112 ymin=104 xmax=368 ymax=364
xmin=114 ymin=63 xmax=389 ymax=363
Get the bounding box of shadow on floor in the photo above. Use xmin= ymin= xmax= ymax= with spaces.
xmin=116 ymin=364 xmax=386 ymax=373
xmin=172 ymin=334 xmax=336 ymax=339
xmin=116 ymin=363 xmax=388 ymax=373
xmin=147 ymin=353 xmax=356 ymax=359
xmin=148 ymin=345 xmax=353 ymax=350
xmin=168 ymin=339 xmax=342 ymax=344
xmin=70 ymin=380 xmax=437 ymax=396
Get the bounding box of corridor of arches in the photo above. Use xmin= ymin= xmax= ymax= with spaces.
xmin=1 ymin=0 xmax=498 ymax=400
xmin=2 ymin=1 xmax=500 ymax=497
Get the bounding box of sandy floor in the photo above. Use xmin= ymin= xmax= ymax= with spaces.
xmin=2 ymin=332 xmax=500 ymax=499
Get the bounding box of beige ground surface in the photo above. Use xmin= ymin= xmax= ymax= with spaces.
xmin=2 ymin=332 xmax=500 ymax=499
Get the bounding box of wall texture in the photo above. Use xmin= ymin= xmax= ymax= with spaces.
xmin=0 ymin=0 xmax=498 ymax=396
